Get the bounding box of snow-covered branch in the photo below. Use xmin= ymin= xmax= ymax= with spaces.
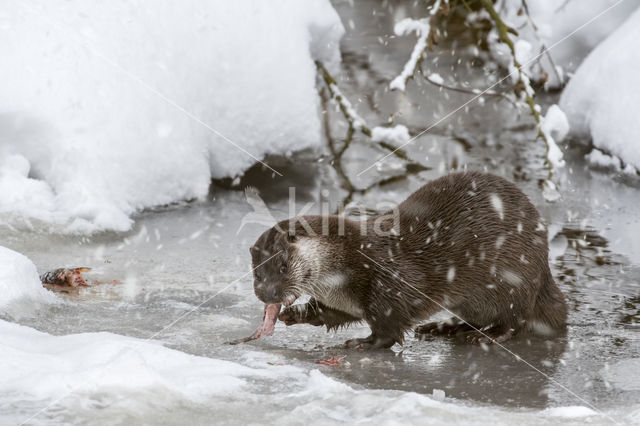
xmin=481 ymin=0 xmax=567 ymax=200
xmin=316 ymin=61 xmax=431 ymax=206
xmin=316 ymin=61 xmax=412 ymax=160
xmin=316 ymin=61 xmax=370 ymax=138
xmin=389 ymin=18 xmax=434 ymax=92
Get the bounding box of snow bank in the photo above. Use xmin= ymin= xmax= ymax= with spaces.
xmin=560 ymin=7 xmax=640 ymax=171
xmin=585 ymin=149 xmax=638 ymax=175
xmin=0 ymin=320 xmax=265 ymax=403
xmin=0 ymin=154 xmax=57 ymax=225
xmin=0 ymin=246 xmax=56 ymax=312
xmin=0 ymin=0 xmax=344 ymax=233
xmin=1 ymin=318 xmax=622 ymax=424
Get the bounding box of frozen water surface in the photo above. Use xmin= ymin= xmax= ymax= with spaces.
xmin=2 ymin=1 xmax=640 ymax=425
xmin=3 ymin=148 xmax=640 ymax=424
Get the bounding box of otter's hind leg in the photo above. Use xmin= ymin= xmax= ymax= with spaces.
xmin=343 ymin=315 xmax=406 ymax=350
xmin=528 ymin=270 xmax=568 ymax=335
xmin=464 ymin=326 xmax=514 ymax=344
xmin=344 ymin=334 xmax=397 ymax=350
xmin=415 ymin=318 xmax=474 ymax=339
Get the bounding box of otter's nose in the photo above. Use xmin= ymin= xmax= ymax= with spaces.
xmin=254 ymin=282 xmax=280 ymax=304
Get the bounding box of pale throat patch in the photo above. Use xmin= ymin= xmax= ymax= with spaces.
xmin=293 ymin=238 xmax=364 ymax=318
xmin=292 ymin=237 xmax=323 ymax=281
xmin=294 ymin=237 xmax=321 ymax=259
xmin=318 ymin=270 xmax=363 ymax=318
xmin=323 ymin=271 xmax=349 ymax=288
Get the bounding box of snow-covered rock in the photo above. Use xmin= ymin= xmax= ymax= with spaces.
xmin=0 ymin=0 xmax=344 ymax=233
xmin=0 ymin=246 xmax=57 ymax=312
xmin=560 ymin=7 xmax=640 ymax=171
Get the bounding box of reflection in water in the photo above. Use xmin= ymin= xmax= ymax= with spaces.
xmin=270 ymin=335 xmax=568 ymax=408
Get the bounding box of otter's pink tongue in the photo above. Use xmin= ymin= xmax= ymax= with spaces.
xmin=229 ymin=303 xmax=282 ymax=345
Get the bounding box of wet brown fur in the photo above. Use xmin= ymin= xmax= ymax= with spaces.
xmin=250 ymin=171 xmax=567 ymax=349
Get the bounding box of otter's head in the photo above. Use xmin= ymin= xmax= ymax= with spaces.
xmin=250 ymin=222 xmax=324 ymax=306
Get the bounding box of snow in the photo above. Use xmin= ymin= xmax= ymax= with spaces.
xmin=0 ymin=246 xmax=57 ymax=313
xmin=389 ymin=18 xmax=431 ymax=92
xmin=542 ymin=180 xmax=561 ymax=202
xmin=541 ymin=406 xmax=598 ymax=418
xmin=586 ymin=149 xmax=622 ymax=170
xmin=541 ymin=105 xmax=570 ymax=144
xmin=328 ymin=82 xmax=367 ymax=130
xmin=585 ymin=149 xmax=639 ymax=175
xmin=427 ymin=73 xmax=444 ymax=85
xmin=560 ymin=7 xmax=640 ymax=171
xmin=540 ymin=104 xmax=569 ymax=169
xmin=430 ymin=0 xmax=447 ymax=16
xmin=0 ymin=154 xmax=57 ymax=225
xmin=371 ymin=125 xmax=411 ymax=146
xmin=0 ymin=0 xmax=344 ymax=233
xmin=489 ymin=193 xmax=504 ymax=221
xmin=432 ymin=388 xmax=446 ymax=401
xmin=0 ymin=320 xmax=250 ymax=402
xmin=446 ymin=266 xmax=456 ymax=282
xmin=549 ymin=233 xmax=568 ymax=264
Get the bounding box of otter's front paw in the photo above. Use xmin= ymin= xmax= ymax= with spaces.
xmin=344 ymin=335 xmax=396 ymax=350
xmin=278 ymin=303 xmax=324 ymax=326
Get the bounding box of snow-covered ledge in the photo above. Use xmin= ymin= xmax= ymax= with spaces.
xmin=0 ymin=1 xmax=344 ymax=233
xmin=560 ymin=6 xmax=640 ymax=174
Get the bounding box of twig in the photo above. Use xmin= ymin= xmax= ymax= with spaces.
xmin=316 ymin=61 xmax=370 ymax=136
xmin=421 ymin=69 xmax=520 ymax=110
xmin=319 ymin=86 xmax=356 ymax=196
xmin=316 ymin=61 xmax=409 ymax=160
xmin=389 ymin=15 xmax=438 ymax=92
xmin=318 ymin=70 xmax=430 ymax=208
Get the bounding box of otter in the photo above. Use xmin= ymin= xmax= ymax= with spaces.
xmin=249 ymin=171 xmax=567 ymax=349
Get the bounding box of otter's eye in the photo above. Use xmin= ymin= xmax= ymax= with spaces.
xmin=279 ymin=264 xmax=287 ymax=274
xmin=255 ymin=274 xmax=262 ymax=282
